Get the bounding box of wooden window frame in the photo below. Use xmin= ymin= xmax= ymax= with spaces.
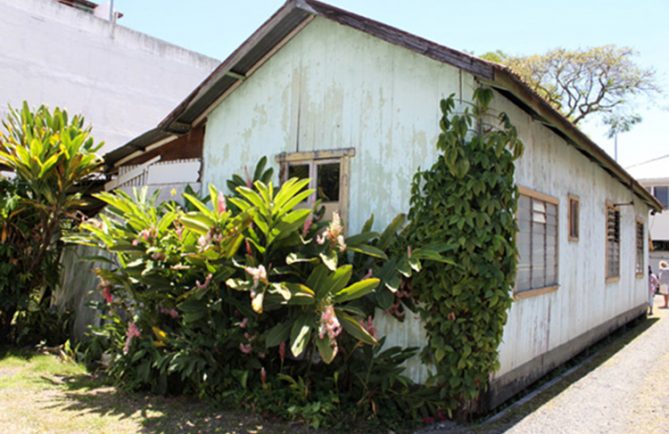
xmin=276 ymin=148 xmax=355 ymax=223
xmin=605 ymin=201 xmax=621 ymax=283
xmin=635 ymin=217 xmax=645 ymax=278
xmin=568 ymin=194 xmax=579 ymax=242
xmin=515 ymin=186 xmax=560 ymax=300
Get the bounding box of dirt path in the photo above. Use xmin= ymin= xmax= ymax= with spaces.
xmin=504 ymin=295 xmax=669 ymax=434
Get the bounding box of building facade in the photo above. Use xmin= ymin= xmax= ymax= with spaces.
xmin=105 ymin=0 xmax=660 ymax=409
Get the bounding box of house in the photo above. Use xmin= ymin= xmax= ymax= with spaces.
xmin=104 ymin=0 xmax=661 ymax=410
xmin=626 ymin=157 xmax=669 ymax=271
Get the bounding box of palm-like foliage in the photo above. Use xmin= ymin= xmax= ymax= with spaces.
xmin=0 ymin=103 xmax=103 ymax=343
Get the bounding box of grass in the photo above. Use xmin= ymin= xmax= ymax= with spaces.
xmin=0 ymin=348 xmax=318 ymax=434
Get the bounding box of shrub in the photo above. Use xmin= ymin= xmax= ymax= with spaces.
xmin=73 ymin=166 xmax=447 ymax=427
xmin=0 ymin=103 xmax=103 ymax=344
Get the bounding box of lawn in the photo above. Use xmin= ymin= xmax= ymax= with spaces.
xmin=0 ymin=348 xmax=314 ymax=434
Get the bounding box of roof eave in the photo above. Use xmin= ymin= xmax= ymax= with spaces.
xmin=486 ymin=67 xmax=662 ymax=212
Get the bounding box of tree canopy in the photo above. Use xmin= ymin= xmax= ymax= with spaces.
xmin=481 ymin=46 xmax=659 ymax=129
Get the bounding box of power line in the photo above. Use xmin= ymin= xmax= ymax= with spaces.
xmin=625 ymin=153 xmax=669 ymax=170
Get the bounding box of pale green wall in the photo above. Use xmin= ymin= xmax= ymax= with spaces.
xmin=201 ymin=16 xmax=650 ymax=383
xmin=203 ymin=17 xmax=475 ymax=234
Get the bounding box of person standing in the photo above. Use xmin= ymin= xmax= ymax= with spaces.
xmin=658 ymin=261 xmax=669 ymax=309
xmin=649 ymin=266 xmax=659 ymax=315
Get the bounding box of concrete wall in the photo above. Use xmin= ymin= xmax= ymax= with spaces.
xmin=0 ymin=0 xmax=219 ymax=153
xmin=200 ymin=17 xmax=650 ymax=388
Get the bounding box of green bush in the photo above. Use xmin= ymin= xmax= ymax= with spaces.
xmin=0 ymin=103 xmax=103 ymax=344
xmin=73 ymin=162 xmax=447 ymax=427
xmin=405 ymin=89 xmax=523 ymax=418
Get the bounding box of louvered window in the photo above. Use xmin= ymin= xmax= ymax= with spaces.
xmin=517 ymin=190 xmax=559 ymax=293
xmin=606 ymin=205 xmax=620 ymax=279
xmin=636 ymin=221 xmax=644 ymax=276
xmin=568 ymin=195 xmax=579 ymax=241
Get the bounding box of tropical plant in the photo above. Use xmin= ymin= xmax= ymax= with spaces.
xmin=405 ymin=88 xmax=523 ymax=418
xmin=0 ymin=103 xmax=103 ymax=343
xmin=74 ymin=162 xmax=448 ymax=427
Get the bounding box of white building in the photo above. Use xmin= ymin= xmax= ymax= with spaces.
xmin=105 ymin=0 xmax=661 ymax=411
xmin=627 ymin=156 xmax=669 ymax=271
xmin=0 ymin=0 xmax=219 ymax=153
xmin=1 ymin=0 xmax=220 ymax=339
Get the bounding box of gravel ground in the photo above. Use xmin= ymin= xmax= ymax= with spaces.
xmin=504 ymin=295 xmax=669 ymax=434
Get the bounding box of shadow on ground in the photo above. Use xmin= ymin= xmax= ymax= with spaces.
xmin=456 ymin=315 xmax=661 ymax=433
xmin=39 ymin=374 xmax=307 ymax=434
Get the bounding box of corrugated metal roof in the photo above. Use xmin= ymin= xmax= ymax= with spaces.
xmin=106 ymin=0 xmax=662 ymax=211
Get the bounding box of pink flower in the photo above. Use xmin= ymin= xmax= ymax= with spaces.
xmin=302 ymin=215 xmax=313 ymax=237
xmin=196 ymin=273 xmax=213 ymax=290
xmin=319 ymin=305 xmax=342 ymax=340
xmin=98 ymin=278 xmax=113 ymax=304
xmin=363 ymin=268 xmax=373 ymax=279
xmin=197 ymin=234 xmax=210 ymax=251
xmin=279 ymin=341 xmax=286 ymax=363
xmin=260 ymin=367 xmax=267 ymax=386
xmin=216 ymin=192 xmax=227 ymax=214
xmin=239 ymin=318 xmax=249 ymax=329
xmin=159 ymin=307 xmax=179 ymax=319
xmin=360 ymin=316 xmax=377 ymax=339
xmin=124 ymin=322 xmax=141 ymax=354
xmin=174 ymin=221 xmax=184 ymax=239
xmin=239 ymin=343 xmax=253 ymax=354
xmin=136 ymin=226 xmax=157 ymax=244
xmin=244 ymin=265 xmax=267 ymax=289
xmin=151 ymin=252 xmax=165 ymax=261
xmin=316 ymin=212 xmax=347 ymax=252
xmin=101 ymin=286 xmax=113 ymax=304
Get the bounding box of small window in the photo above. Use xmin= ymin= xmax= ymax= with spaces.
xmin=516 ymin=188 xmax=559 ymax=296
xmin=568 ymin=195 xmax=579 ymax=241
xmin=316 ymin=162 xmax=340 ymax=202
xmin=636 ymin=221 xmax=644 ymax=276
xmin=653 ymin=186 xmax=669 ymax=209
xmin=606 ymin=204 xmax=621 ymax=280
xmin=277 ymin=149 xmax=355 ymax=222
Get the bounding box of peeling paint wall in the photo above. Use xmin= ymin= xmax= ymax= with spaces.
xmin=202 ymin=17 xmax=649 ymax=383
xmin=203 ymin=17 xmax=475 ymax=235
xmin=493 ymin=95 xmax=649 ymax=378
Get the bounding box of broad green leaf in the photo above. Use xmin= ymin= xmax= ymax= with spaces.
xmin=334 ymin=278 xmax=379 ymax=303
xmin=349 ymin=244 xmax=388 ymax=260
xmin=290 ymin=315 xmax=312 ymax=358
xmin=319 ymin=250 xmax=338 ymax=271
xmin=339 ymin=312 xmax=378 ymax=345
xmin=265 ymin=321 xmax=291 ymax=348
xmin=315 ymin=335 xmax=337 ymax=364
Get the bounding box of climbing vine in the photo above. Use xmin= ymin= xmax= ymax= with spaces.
xmin=405 ymin=88 xmax=523 ymax=416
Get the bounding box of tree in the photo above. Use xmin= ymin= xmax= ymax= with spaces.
xmin=0 ymin=103 xmax=103 ymax=343
xmin=481 ymin=46 xmax=659 ymax=129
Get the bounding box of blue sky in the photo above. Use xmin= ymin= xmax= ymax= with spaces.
xmin=114 ymin=0 xmax=668 ymax=168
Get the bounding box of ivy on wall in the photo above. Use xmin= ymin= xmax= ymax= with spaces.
xmin=405 ymin=88 xmax=524 ymax=416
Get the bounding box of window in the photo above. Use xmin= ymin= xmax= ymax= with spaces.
xmin=636 ymin=220 xmax=644 ymax=277
xmin=516 ymin=187 xmax=559 ymax=296
xmin=277 ymin=148 xmax=355 ymax=221
xmin=606 ymin=203 xmax=620 ymax=280
xmin=568 ymin=195 xmax=579 ymax=241
xmin=653 ymin=186 xmax=669 ymax=209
